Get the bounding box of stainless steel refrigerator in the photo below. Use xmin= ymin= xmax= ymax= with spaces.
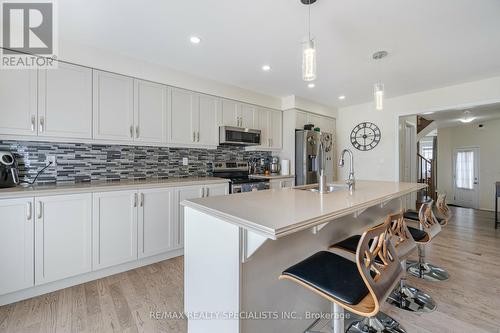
xmin=295 ymin=130 xmax=335 ymax=186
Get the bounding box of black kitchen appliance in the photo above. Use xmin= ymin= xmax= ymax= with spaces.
xmin=0 ymin=151 xmax=20 ymax=188
xmin=212 ymin=161 xmax=269 ymax=193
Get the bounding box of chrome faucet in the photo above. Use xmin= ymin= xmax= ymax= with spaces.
xmin=339 ymin=149 xmax=355 ymax=193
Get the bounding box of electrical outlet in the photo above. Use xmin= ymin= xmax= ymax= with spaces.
xmin=47 ymin=155 xmax=56 ymax=166
xmin=182 ymin=157 xmax=189 ymax=166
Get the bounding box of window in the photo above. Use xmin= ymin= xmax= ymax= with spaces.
xmin=455 ymin=150 xmax=474 ymax=189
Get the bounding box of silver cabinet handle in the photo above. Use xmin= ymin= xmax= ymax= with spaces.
xmin=193 ymin=131 xmax=196 ymax=142
xmin=31 ymin=116 xmax=36 ymax=132
xmin=140 ymin=193 xmax=144 ymax=207
xmin=26 ymin=201 xmax=32 ymax=221
xmin=205 ymin=187 xmax=209 ymax=197
xmin=37 ymin=201 xmax=42 ymax=219
xmin=130 ymin=125 xmax=134 ymax=138
xmin=134 ymin=193 xmax=138 ymax=207
xmin=201 ymin=187 xmax=205 ymax=197
xmin=39 ymin=117 xmax=44 ymax=133
xmin=136 ymin=126 xmax=140 ymax=139
xmin=196 ymin=132 xmax=200 ymax=142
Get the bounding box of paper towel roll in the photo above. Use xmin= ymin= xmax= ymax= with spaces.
xmin=280 ymin=159 xmax=290 ymax=175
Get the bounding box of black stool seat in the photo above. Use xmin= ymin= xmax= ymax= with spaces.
xmin=334 ymin=235 xmax=361 ymax=253
xmin=407 ymin=226 xmax=427 ymax=242
xmin=404 ymin=210 xmax=419 ymax=221
xmin=282 ymin=251 xmax=369 ymax=305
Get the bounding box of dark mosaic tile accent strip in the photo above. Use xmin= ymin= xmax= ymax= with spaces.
xmin=0 ymin=141 xmax=271 ymax=185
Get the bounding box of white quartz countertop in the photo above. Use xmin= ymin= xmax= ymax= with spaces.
xmin=249 ymin=174 xmax=295 ymax=180
xmin=182 ymin=180 xmax=426 ymax=239
xmin=0 ymin=177 xmax=228 ymax=199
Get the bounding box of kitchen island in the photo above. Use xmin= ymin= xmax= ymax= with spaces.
xmin=181 ymin=180 xmax=425 ymax=333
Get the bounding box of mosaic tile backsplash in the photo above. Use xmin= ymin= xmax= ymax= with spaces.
xmin=0 ymin=141 xmax=272 ymax=185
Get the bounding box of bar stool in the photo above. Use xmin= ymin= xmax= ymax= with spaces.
xmin=433 ymin=193 xmax=451 ymax=226
xmin=280 ymin=220 xmax=405 ymax=333
xmin=331 ymin=213 xmax=436 ymax=313
xmin=404 ymin=201 xmax=449 ymax=282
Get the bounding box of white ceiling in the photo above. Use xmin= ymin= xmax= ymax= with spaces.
xmin=59 ymin=0 xmax=500 ymax=107
xmin=421 ymin=103 xmax=500 ymax=128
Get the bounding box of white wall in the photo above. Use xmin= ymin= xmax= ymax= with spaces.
xmin=336 ymin=76 xmax=500 ymax=181
xmin=59 ymin=40 xmax=282 ymax=110
xmin=437 ymin=119 xmax=500 ymax=211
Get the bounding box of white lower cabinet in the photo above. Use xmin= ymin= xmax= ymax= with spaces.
xmin=138 ymin=188 xmax=175 ymax=258
xmin=0 ymin=198 xmax=34 ymax=295
xmin=93 ymin=190 xmax=138 ymax=270
xmin=35 ymin=194 xmax=92 ymax=285
xmin=174 ymin=183 xmax=229 ymax=247
xmin=269 ymin=178 xmax=295 ymax=189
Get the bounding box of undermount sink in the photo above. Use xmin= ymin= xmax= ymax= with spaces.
xmin=295 ymin=184 xmax=348 ymax=193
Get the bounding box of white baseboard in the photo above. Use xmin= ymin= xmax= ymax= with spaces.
xmin=0 ymin=248 xmax=183 ymax=306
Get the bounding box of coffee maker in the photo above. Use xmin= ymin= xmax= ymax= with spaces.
xmin=0 ymin=151 xmax=20 ymax=188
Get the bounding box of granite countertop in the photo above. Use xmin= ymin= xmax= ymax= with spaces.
xmin=182 ymin=180 xmax=426 ymax=239
xmin=249 ymin=174 xmax=295 ymax=180
xmin=0 ymin=177 xmax=229 ymax=199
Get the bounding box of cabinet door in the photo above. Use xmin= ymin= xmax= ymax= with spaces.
xmin=255 ymin=108 xmax=270 ymax=147
xmin=134 ymin=79 xmax=168 ymax=144
xmin=93 ymin=190 xmax=138 ymax=269
xmin=296 ymin=111 xmax=308 ymax=130
xmin=198 ymin=94 xmax=220 ymax=145
xmin=221 ymin=99 xmax=238 ymax=126
xmin=93 ymin=70 xmax=135 ymax=141
xmin=205 ymin=183 xmax=229 ymax=197
xmin=0 ymin=69 xmax=37 ymax=136
xmin=239 ymin=104 xmax=255 ymax=128
xmin=270 ymin=110 xmax=283 ymax=149
xmin=307 ymin=113 xmax=323 ymax=131
xmin=35 ymin=194 xmax=92 ymax=285
xmin=138 ymin=188 xmax=175 ymax=258
xmin=175 ymin=185 xmax=204 ymax=247
xmin=38 ymin=62 xmax=92 ymax=139
xmin=169 ymin=88 xmax=197 ymax=145
xmin=282 ymin=178 xmax=295 ymax=188
xmin=0 ymin=198 xmax=34 ymax=295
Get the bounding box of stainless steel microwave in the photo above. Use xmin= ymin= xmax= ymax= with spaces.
xmin=219 ymin=126 xmax=261 ymax=146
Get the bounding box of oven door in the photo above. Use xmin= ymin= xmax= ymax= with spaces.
xmin=219 ymin=126 xmax=261 ymax=146
xmin=231 ymin=181 xmax=270 ymax=193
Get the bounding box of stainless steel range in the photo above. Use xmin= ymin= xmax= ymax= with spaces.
xmin=212 ymin=161 xmax=269 ymax=193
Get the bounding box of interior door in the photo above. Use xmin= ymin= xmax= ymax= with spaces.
xmin=453 ymin=147 xmax=480 ymax=209
xmin=38 ymin=62 xmax=92 ymax=139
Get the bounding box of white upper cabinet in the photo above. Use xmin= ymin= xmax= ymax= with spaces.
xmin=0 ymin=198 xmax=34 ymax=295
xmin=221 ymin=99 xmax=239 ymax=127
xmin=239 ymin=104 xmax=255 ymax=128
xmin=138 ymin=188 xmax=175 ymax=258
xmin=0 ymin=69 xmax=37 ymax=136
xmin=295 ymin=111 xmax=308 ymax=130
xmin=93 ymin=190 xmax=138 ymax=269
xmin=269 ymin=110 xmax=283 ymax=149
xmin=197 ymin=94 xmax=220 ymax=146
xmin=134 ymin=79 xmax=168 ymax=144
xmin=93 ymin=70 xmax=135 ymax=142
xmin=169 ymin=87 xmax=197 ymax=145
xmin=35 ymin=194 xmax=92 ymax=285
xmin=38 ymin=63 xmax=92 ymax=139
xmin=255 ymin=108 xmax=270 ymax=148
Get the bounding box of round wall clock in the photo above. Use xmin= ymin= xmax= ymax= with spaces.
xmin=350 ymin=122 xmax=381 ymax=151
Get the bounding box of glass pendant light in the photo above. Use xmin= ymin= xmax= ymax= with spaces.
xmin=372 ymin=51 xmax=388 ymax=111
xmin=374 ymin=83 xmax=384 ymax=111
xmin=302 ymin=0 xmax=317 ymax=82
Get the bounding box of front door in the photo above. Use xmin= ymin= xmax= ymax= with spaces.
xmin=453 ymin=147 xmax=480 ymax=208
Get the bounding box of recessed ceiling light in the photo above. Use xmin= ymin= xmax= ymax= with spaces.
xmin=338 ymin=95 xmax=346 ymax=100
xmin=308 ymin=83 xmax=315 ymax=88
xmin=261 ymin=65 xmax=271 ymax=72
xmin=189 ymin=36 xmax=201 ymax=44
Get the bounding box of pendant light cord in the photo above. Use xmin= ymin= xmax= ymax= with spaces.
xmin=308 ymin=0 xmax=311 ymax=41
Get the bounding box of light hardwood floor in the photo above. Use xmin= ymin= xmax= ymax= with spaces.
xmin=0 ymin=206 xmax=499 ymax=333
